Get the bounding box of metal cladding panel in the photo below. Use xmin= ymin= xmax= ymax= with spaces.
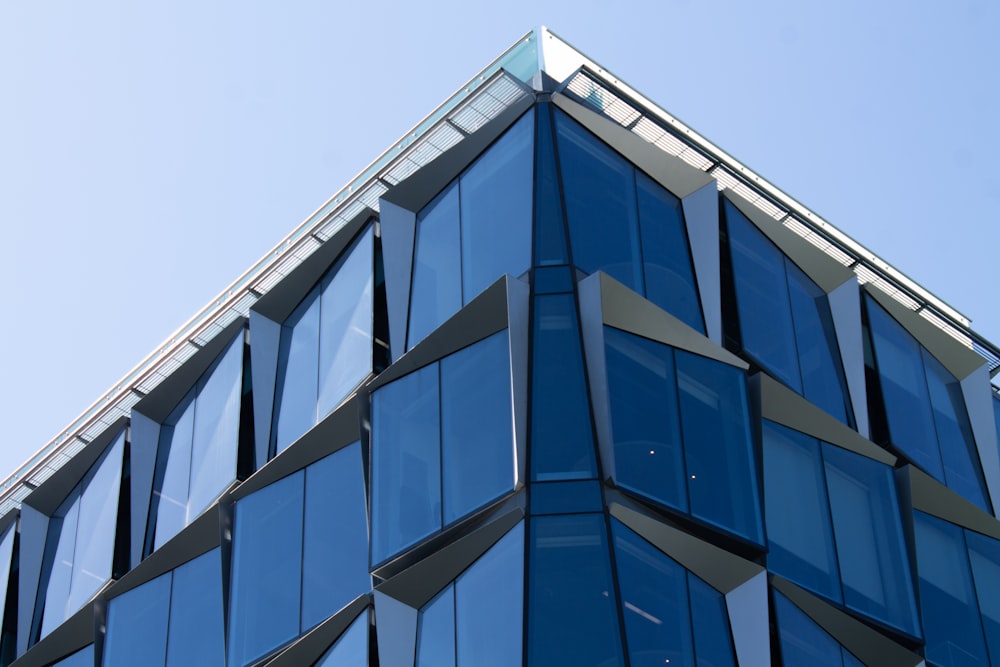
xmin=725 ymin=571 xmax=771 ymax=667
xmin=506 ymin=277 xmax=531 ymax=486
xmin=681 ymin=181 xmax=721 ymax=344
xmin=828 ymin=278 xmax=869 ymax=438
xmin=378 ymin=199 xmax=417 ymax=364
xmin=128 ymin=410 xmax=161 ymax=568
xmin=268 ymin=597 xmax=370 ymax=667
xmin=248 ymin=310 xmax=281 ymax=471
xmin=372 ymin=591 xmax=418 ymax=667
xmin=961 ymin=366 xmax=1000 ymax=516
xmin=17 ymin=504 xmax=48 ymax=656
xmin=907 ymin=466 xmax=1000 ymax=540
xmin=577 ymin=273 xmax=615 ymax=480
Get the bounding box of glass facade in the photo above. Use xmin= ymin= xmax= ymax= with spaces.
xmin=5 ymin=41 xmax=1000 ymax=667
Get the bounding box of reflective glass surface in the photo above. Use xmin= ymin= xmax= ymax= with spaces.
xmin=534 ymin=104 xmax=569 ymax=266
xmin=605 ymin=327 xmax=687 ymax=511
xmin=417 ymin=585 xmax=456 ymax=667
xmin=103 ymin=573 xmax=171 ymax=666
xmin=460 ymin=111 xmax=533 ymax=300
xmin=409 ymin=183 xmax=462 ymax=348
xmin=228 ymin=472 xmax=305 ymax=666
xmin=530 ymin=480 xmax=604 ymax=515
xmin=371 ymin=364 xmax=441 ymax=563
xmin=274 ymin=292 xmax=321 ymax=453
xmin=53 ymin=646 xmax=95 ymax=667
xmin=687 ymin=575 xmax=736 ymax=667
xmin=762 ymin=422 xmax=841 ymax=602
xmin=528 ymin=514 xmax=624 ymax=666
xmin=314 ymin=612 xmax=369 ymax=667
xmin=166 ymin=550 xmax=225 ymax=667
xmin=914 ymin=512 xmax=990 ymax=666
xmin=773 ymin=590 xmax=845 ymax=667
xmin=823 ymin=444 xmax=919 ymax=636
xmin=967 ymin=531 xmax=1000 ymax=664
xmin=675 ymin=350 xmax=763 ymax=543
xmin=530 ymin=294 xmax=598 ymax=481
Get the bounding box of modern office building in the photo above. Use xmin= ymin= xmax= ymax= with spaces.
xmin=2 ymin=26 xmax=1000 ymax=667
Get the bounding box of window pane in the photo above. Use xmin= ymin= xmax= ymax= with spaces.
xmin=636 ymin=172 xmax=703 ymax=333
xmin=773 ymin=590 xmax=843 ymax=667
xmin=604 ymin=327 xmax=686 ymax=512
xmin=865 ymin=298 xmax=943 ymax=478
xmin=166 ymin=549 xmax=225 ymax=667
xmin=228 ymin=472 xmax=305 ymax=666
xmin=528 ymin=514 xmax=624 ymax=667
xmin=611 ymin=519 xmax=695 ymax=667
xmin=441 ymin=331 xmax=515 ymax=523
xmin=675 ymin=351 xmax=762 ymax=543
xmin=762 ymin=422 xmax=841 ymax=603
xmin=155 ymin=393 xmax=195 ymax=549
xmin=371 ymin=364 xmax=441 ymax=563
xmin=318 ymin=229 xmax=374 ymax=418
xmin=409 ymin=183 xmax=461 ymax=348
xmin=687 ymin=574 xmax=736 ymax=667
xmin=530 ymin=294 xmax=598 ymax=481
xmin=314 ymin=612 xmax=369 ymax=667
xmin=913 ymin=512 xmax=989 ymax=666
xmin=534 ymin=104 xmax=568 ymax=266
xmin=41 ymin=498 xmax=79 ymax=637
xmin=274 ymin=292 xmax=321 ymax=454
xmin=417 ymin=585 xmax=456 ymax=667
xmin=102 ymin=573 xmax=170 ymax=667
xmin=823 ymin=444 xmax=919 ymax=636
xmin=455 ymin=522 xmax=524 ymax=667
xmin=556 ymin=110 xmax=643 ymax=292
xmin=725 ymin=201 xmax=801 ymax=391
xmin=302 ymin=444 xmax=371 ymax=630
xmin=923 ymin=350 xmax=990 ymax=512
xmin=786 ymin=264 xmax=851 ymax=426
xmin=967 ymin=531 xmax=1000 ymax=665
xmin=54 ymin=645 xmax=94 ymax=667
xmin=460 ymin=111 xmax=533 ymax=301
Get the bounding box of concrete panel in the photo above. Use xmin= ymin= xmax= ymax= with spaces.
xmin=828 ymin=278 xmax=869 ymax=438
xmin=128 ymin=410 xmax=161 ymax=568
xmin=248 ymin=311 xmax=281 ymax=470
xmin=17 ymin=504 xmax=48 ymax=656
xmin=681 ymin=181 xmax=722 ymax=344
xmin=378 ymin=199 xmax=416 ymax=363
xmin=578 ymin=273 xmax=615 ymax=480
xmin=725 ymin=570 xmax=770 ymax=667
xmin=373 ymin=590 xmax=418 ymax=667
xmin=507 ymin=278 xmax=531 ymax=486
xmin=961 ymin=366 xmax=1000 ymax=516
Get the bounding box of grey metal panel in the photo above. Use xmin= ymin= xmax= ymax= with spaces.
xmin=375 ymin=508 xmax=523 ymax=609
xmin=772 ymin=577 xmax=924 ymax=667
xmin=723 ymin=190 xmax=855 ymax=294
xmin=128 ymin=410 xmax=160 ymax=568
xmin=0 ymin=506 xmax=17 ymax=537
xmin=724 ymin=571 xmax=770 ymax=667
xmin=961 ymin=366 xmax=1000 ymax=516
xmin=265 ymin=597 xmax=370 ymax=667
xmin=681 ymin=181 xmax=721 ymax=344
xmin=230 ymin=397 xmax=361 ymax=502
xmin=608 ymin=501 xmax=763 ymax=594
xmin=22 ymin=416 xmax=127 ymax=516
xmin=378 ymin=199 xmax=417 ymax=363
xmin=249 ymin=310 xmax=282 ymax=471
xmin=828 ymin=278 xmax=869 ymax=438
xmin=596 ymin=272 xmax=749 ymax=370
xmin=506 ymin=278 xmax=530 ymax=486
xmin=372 ymin=590 xmax=418 ymax=667
xmin=551 ymin=94 xmax=714 ymax=200
xmin=17 ymin=504 xmax=48 ymax=656
xmin=865 ymin=285 xmax=986 ymax=381
xmin=251 ymin=209 xmax=374 ymax=324
xmin=366 ymin=276 xmax=510 ymax=393
xmin=10 ymin=604 xmax=94 ymax=667
xmin=756 ymin=373 xmax=896 ymax=466
xmin=907 ymin=465 xmax=1000 ymax=540
xmin=132 ymin=318 xmax=247 ymax=423
xmin=577 ymin=274 xmax=615 ymax=481
xmin=104 ymin=505 xmax=222 ymax=600
xmin=381 ymin=97 xmax=535 ymax=213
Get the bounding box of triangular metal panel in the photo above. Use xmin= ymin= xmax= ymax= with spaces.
xmin=725 ymin=571 xmax=771 ymax=666
xmin=577 ymin=274 xmax=615 ymax=481
xmin=248 ymin=310 xmax=281 ymax=471
xmin=961 ymin=366 xmax=1000 ymax=516
xmin=906 ymin=465 xmax=1000 ymax=540
xmin=372 ymin=591 xmax=418 ymax=667
xmin=16 ymin=504 xmax=48 ymax=656
xmin=682 ymin=181 xmax=722 ymax=344
xmin=828 ymin=278 xmax=869 ymax=438
xmin=378 ymin=199 xmax=416 ymax=364
xmin=128 ymin=410 xmax=161 ymax=568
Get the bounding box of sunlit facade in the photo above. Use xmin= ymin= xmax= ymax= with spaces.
xmin=2 ymin=27 xmax=1000 ymax=667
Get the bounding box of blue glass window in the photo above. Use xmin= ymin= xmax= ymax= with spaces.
xmin=530 ymin=294 xmax=598 ymax=481
xmin=603 ymin=327 xmax=763 ymax=544
xmin=528 ymin=514 xmax=624 ymax=666
xmin=229 ymin=444 xmax=369 ymax=666
xmin=53 ymin=646 xmax=95 ymax=667
xmin=533 ymin=104 xmax=569 ymax=266
xmin=408 ymin=112 xmax=533 ymax=349
xmin=724 ymin=199 xmax=852 ymax=425
xmin=416 ymin=586 xmax=456 ymax=667
xmin=102 ymin=549 xmax=224 ymax=667
xmin=688 ymin=575 xmax=737 ymax=667
xmin=865 ymin=295 xmax=990 ymax=511
xmin=150 ymin=330 xmax=243 ymax=551
xmin=555 ymin=110 xmax=704 ymax=332
xmin=273 ymin=228 xmax=374 ymax=454
xmin=913 ymin=512 xmax=990 ymax=666
xmin=967 ymin=531 xmax=1000 ymax=664
xmin=37 ymin=430 xmax=125 ymax=641
xmin=314 ymin=612 xmax=369 ymax=666
xmin=773 ymin=590 xmax=862 ymax=667
xmin=372 ymin=332 xmax=516 ymax=564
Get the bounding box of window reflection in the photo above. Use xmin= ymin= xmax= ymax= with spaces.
xmin=773 ymin=590 xmax=861 ymax=667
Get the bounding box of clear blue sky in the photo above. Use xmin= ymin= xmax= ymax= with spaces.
xmin=1 ymin=0 xmax=997 ymax=480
